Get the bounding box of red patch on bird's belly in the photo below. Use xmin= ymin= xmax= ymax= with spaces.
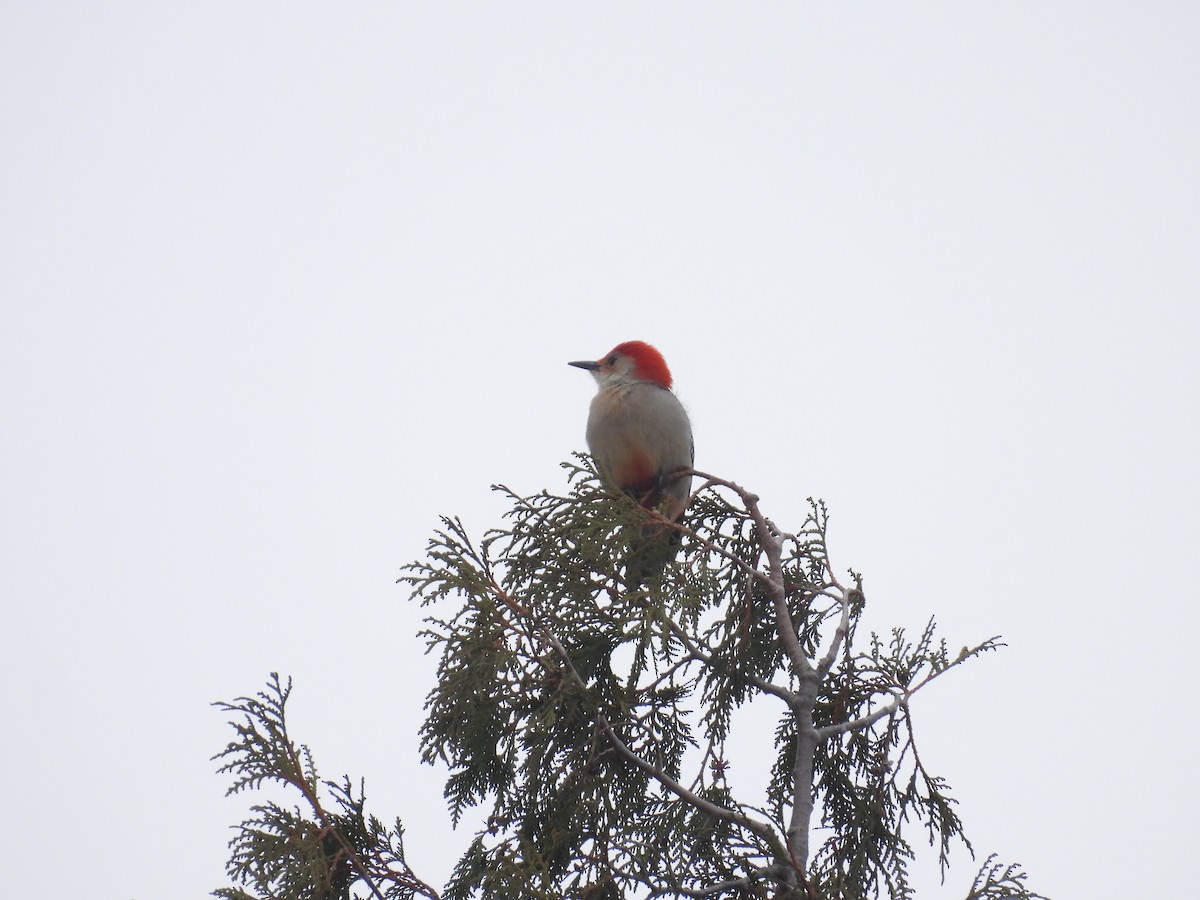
xmin=611 ymin=453 xmax=657 ymax=504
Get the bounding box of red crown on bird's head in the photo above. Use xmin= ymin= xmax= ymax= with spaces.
xmin=607 ymin=340 xmax=672 ymax=389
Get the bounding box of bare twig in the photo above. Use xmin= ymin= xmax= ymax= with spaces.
xmin=816 ymin=586 xmax=857 ymax=678
xmin=814 ymin=694 xmax=906 ymax=741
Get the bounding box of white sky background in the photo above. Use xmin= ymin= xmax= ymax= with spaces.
xmin=2 ymin=4 xmax=1196 ymax=898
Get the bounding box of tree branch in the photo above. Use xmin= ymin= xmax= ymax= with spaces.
xmin=814 ymin=694 xmax=905 ymax=741
xmin=689 ymin=470 xmax=811 ymax=678
xmin=645 ymin=865 xmax=787 ymax=898
xmin=660 ymin=612 xmax=802 ymax=708
xmin=277 ymin=727 xmax=391 ymax=900
xmin=538 ymin=626 xmax=791 ymax=864
xmin=816 ymin=586 xmax=858 ymax=679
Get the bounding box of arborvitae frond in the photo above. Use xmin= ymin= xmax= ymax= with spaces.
xmin=805 ymin=622 xmax=1007 ymax=899
xmin=212 ymin=674 xmax=438 ymax=899
xmin=964 ymin=855 xmax=1049 ymax=900
xmin=214 ymin=674 xmax=317 ymax=799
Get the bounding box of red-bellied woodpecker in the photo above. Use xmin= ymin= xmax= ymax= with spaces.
xmin=569 ymin=340 xmax=693 ymax=586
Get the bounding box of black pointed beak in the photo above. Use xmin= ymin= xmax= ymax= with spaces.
xmin=568 ymin=360 xmax=600 ymax=371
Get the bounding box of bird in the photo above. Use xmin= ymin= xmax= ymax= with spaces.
xmin=569 ymin=340 xmax=694 ymax=586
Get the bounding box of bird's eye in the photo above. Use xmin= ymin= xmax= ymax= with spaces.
xmin=606 ymin=355 xmax=617 ymax=365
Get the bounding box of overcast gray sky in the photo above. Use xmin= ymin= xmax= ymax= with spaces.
xmin=2 ymin=4 xmax=1196 ymax=898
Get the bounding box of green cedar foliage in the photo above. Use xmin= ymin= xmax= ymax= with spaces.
xmin=213 ymin=675 xmax=438 ymax=900
xmin=214 ymin=458 xmax=1046 ymax=899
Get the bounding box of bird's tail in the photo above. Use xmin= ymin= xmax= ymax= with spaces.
xmin=622 ymin=520 xmax=684 ymax=590
xmin=622 ymin=471 xmax=691 ymax=590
